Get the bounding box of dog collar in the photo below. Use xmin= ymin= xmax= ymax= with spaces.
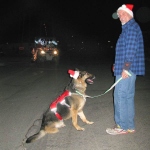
xmin=75 ymin=90 xmax=91 ymax=99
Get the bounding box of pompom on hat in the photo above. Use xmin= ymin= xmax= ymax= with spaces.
xmin=68 ymin=70 xmax=79 ymax=79
xmin=117 ymin=4 xmax=134 ymax=17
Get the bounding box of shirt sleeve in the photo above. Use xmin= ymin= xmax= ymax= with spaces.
xmin=123 ymin=27 xmax=137 ymax=70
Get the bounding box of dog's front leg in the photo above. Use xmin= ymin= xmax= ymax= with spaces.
xmin=71 ymin=109 xmax=85 ymax=131
xmin=78 ymin=111 xmax=94 ymax=124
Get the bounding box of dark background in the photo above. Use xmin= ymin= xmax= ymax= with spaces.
xmin=0 ymin=0 xmax=150 ymax=47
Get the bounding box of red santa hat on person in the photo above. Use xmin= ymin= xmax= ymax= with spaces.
xmin=117 ymin=4 xmax=134 ymax=17
xmin=68 ymin=70 xmax=79 ymax=79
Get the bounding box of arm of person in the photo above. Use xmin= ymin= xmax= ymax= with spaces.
xmin=122 ymin=27 xmax=137 ymax=78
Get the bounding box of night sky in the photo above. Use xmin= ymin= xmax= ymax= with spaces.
xmin=0 ymin=0 xmax=150 ymax=44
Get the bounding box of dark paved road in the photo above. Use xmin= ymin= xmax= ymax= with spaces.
xmin=0 ymin=55 xmax=150 ymax=150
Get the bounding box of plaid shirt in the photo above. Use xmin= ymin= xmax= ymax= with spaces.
xmin=114 ymin=19 xmax=145 ymax=76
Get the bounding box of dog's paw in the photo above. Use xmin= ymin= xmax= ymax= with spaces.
xmin=78 ymin=127 xmax=85 ymax=131
xmin=76 ymin=126 xmax=85 ymax=131
xmin=62 ymin=124 xmax=66 ymax=127
xmin=86 ymin=121 xmax=94 ymax=124
xmin=55 ymin=121 xmax=66 ymax=128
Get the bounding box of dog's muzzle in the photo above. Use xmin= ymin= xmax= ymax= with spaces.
xmin=85 ymin=75 xmax=95 ymax=85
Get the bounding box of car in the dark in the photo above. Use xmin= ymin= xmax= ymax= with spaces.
xmin=31 ymin=37 xmax=60 ymax=63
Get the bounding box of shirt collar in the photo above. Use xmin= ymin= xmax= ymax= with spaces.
xmin=122 ymin=18 xmax=135 ymax=29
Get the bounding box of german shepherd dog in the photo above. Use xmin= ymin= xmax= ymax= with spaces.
xmin=26 ymin=69 xmax=95 ymax=143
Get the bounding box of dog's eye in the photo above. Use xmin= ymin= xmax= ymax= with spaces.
xmin=78 ymin=73 xmax=82 ymax=77
xmin=79 ymin=71 xmax=87 ymax=77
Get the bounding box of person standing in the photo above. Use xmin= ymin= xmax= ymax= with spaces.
xmin=106 ymin=4 xmax=145 ymax=135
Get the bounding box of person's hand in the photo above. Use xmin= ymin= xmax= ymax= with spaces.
xmin=121 ymin=70 xmax=129 ymax=79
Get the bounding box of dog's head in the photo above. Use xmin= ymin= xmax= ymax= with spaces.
xmin=78 ymin=70 xmax=95 ymax=85
xmin=68 ymin=69 xmax=95 ymax=92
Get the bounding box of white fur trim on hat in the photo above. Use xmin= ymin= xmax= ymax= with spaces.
xmin=117 ymin=4 xmax=134 ymax=17
xmin=68 ymin=70 xmax=79 ymax=79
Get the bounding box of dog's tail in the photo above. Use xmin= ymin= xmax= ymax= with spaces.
xmin=26 ymin=130 xmax=46 ymax=143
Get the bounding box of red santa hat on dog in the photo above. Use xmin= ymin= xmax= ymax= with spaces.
xmin=68 ymin=70 xmax=79 ymax=79
xmin=117 ymin=4 xmax=134 ymax=17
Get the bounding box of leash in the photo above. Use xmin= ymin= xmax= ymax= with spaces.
xmin=76 ymin=71 xmax=132 ymax=99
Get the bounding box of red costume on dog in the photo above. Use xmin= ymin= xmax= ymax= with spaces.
xmin=49 ymin=90 xmax=71 ymax=120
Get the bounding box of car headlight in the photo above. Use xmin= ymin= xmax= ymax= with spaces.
xmin=53 ymin=50 xmax=58 ymax=55
xmin=41 ymin=50 xmax=45 ymax=54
